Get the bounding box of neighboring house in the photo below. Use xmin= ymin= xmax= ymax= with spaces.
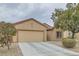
xmin=63 ymin=31 xmax=72 ymax=38
xmin=63 ymin=30 xmax=79 ymax=40
xmin=13 ymin=18 xmax=62 ymax=42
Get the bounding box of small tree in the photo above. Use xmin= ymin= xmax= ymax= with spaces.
xmin=51 ymin=3 xmax=79 ymax=39
xmin=0 ymin=22 xmax=16 ymax=49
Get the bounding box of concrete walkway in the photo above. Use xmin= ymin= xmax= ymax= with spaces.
xmin=19 ymin=42 xmax=79 ymax=56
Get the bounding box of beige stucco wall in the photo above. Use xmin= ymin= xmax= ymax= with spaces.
xmin=63 ymin=31 xmax=69 ymax=38
xmin=13 ymin=20 xmax=47 ymax=42
xmin=43 ymin=30 xmax=47 ymax=42
xmin=47 ymin=28 xmax=62 ymax=41
xmin=14 ymin=20 xmax=47 ymax=30
xmin=62 ymin=31 xmax=79 ymax=41
xmin=75 ymin=33 xmax=79 ymax=41
xmin=12 ymin=34 xmax=17 ymax=42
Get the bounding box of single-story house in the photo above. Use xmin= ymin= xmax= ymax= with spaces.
xmin=12 ymin=18 xmax=63 ymax=42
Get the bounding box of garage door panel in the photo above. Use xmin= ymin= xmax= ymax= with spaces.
xmin=18 ymin=31 xmax=44 ymax=42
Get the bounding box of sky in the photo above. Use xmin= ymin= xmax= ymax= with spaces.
xmin=0 ymin=3 xmax=66 ymax=26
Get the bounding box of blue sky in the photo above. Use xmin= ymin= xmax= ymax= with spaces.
xmin=0 ymin=3 xmax=66 ymax=26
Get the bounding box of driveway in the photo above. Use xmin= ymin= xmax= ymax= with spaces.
xmin=19 ymin=42 xmax=79 ymax=56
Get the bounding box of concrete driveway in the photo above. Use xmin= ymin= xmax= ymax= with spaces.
xmin=19 ymin=42 xmax=79 ymax=56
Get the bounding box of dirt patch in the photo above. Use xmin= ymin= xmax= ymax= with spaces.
xmin=0 ymin=43 xmax=22 ymax=56
xmin=50 ymin=41 xmax=79 ymax=53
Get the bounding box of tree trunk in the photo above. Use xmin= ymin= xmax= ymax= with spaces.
xmin=7 ymin=41 xmax=10 ymax=50
xmin=72 ymin=32 xmax=75 ymax=39
xmin=7 ymin=44 xmax=10 ymax=50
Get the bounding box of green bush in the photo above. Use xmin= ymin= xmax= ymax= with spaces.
xmin=62 ymin=38 xmax=76 ymax=48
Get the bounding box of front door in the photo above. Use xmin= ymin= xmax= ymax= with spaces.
xmin=56 ymin=31 xmax=62 ymax=39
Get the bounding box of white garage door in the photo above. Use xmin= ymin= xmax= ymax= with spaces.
xmin=18 ymin=31 xmax=44 ymax=42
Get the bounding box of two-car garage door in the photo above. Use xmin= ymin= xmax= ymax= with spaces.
xmin=18 ymin=30 xmax=44 ymax=42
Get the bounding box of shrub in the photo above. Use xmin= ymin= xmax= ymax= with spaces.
xmin=62 ymin=38 xmax=76 ymax=48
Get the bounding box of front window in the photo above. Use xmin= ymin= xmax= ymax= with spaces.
xmin=56 ymin=31 xmax=62 ymax=39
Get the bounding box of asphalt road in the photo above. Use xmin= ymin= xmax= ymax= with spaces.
xmin=19 ymin=42 xmax=79 ymax=56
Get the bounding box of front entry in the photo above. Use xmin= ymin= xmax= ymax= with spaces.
xmin=56 ymin=31 xmax=62 ymax=40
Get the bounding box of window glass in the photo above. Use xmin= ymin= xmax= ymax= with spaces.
xmin=56 ymin=31 xmax=62 ymax=39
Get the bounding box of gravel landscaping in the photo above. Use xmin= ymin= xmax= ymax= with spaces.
xmin=0 ymin=43 xmax=22 ymax=56
xmin=50 ymin=41 xmax=79 ymax=52
xmin=0 ymin=41 xmax=78 ymax=56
